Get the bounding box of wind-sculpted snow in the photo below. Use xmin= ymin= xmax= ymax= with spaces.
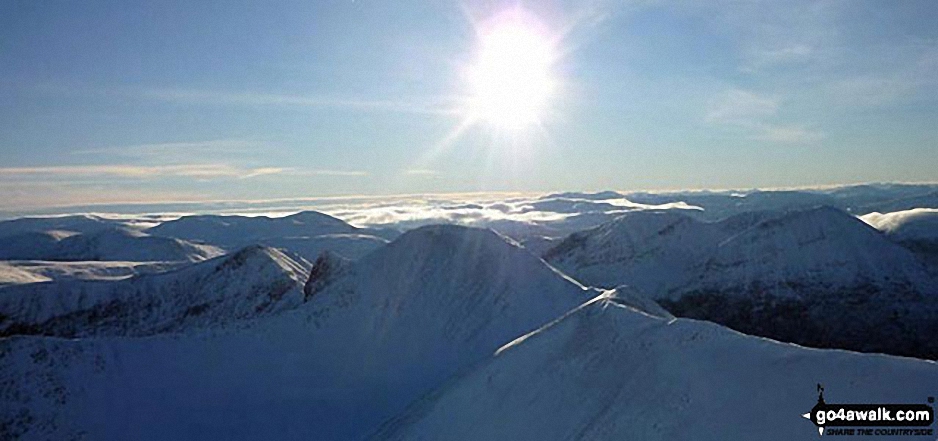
xmin=546 ymin=206 xmax=938 ymax=358
xmin=861 ymin=208 xmax=938 ymax=242
xmin=0 ymin=246 xmax=307 ymax=338
xmin=0 ymin=225 xmax=594 ymax=440
xmin=0 ymin=263 xmax=51 ymax=286
xmin=375 ymin=294 xmax=938 ymax=441
xmin=861 ymin=208 xmax=938 ymax=280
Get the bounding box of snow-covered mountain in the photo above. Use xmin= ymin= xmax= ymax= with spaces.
xmin=2 ymin=191 xmax=937 ymax=439
xmin=545 ymin=206 xmax=938 ymax=358
xmin=0 ymin=245 xmax=307 ymax=338
xmin=147 ymin=210 xmax=395 ymax=263
xmin=0 ymin=214 xmax=125 ymax=238
xmin=375 ymin=293 xmax=938 ymax=441
xmin=0 ymin=225 xmax=594 ymax=440
xmin=689 ymin=207 xmax=932 ymax=294
xmin=544 ymin=210 xmax=724 ymax=294
xmin=149 ymin=211 xmax=386 ymax=248
xmin=0 ymin=227 xmax=223 ymax=262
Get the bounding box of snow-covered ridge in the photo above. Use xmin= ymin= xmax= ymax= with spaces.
xmin=544 ymin=209 xmax=727 ymax=293
xmin=0 ymin=214 xmax=124 ymax=238
xmin=545 ymin=206 xmax=938 ymax=358
xmin=547 ymin=206 xmax=934 ymax=296
xmin=375 ymin=293 xmax=938 ymax=441
xmin=149 ymin=210 xmax=394 ymax=248
xmin=0 ymin=245 xmax=307 ymax=337
xmin=0 ymin=226 xmax=224 ymax=262
xmin=696 ymin=206 xmax=932 ymax=295
xmin=144 ymin=210 xmax=395 ymax=264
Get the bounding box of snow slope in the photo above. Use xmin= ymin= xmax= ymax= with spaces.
xmin=0 ymin=263 xmax=51 ymax=286
xmin=0 ymin=225 xmax=594 ymax=440
xmin=0 ymin=260 xmax=187 ymax=285
xmin=0 ymin=245 xmax=307 ymax=338
xmin=258 ymin=233 xmax=389 ymax=262
xmin=0 ymin=227 xmax=223 ymax=262
xmin=689 ymin=206 xmax=933 ymax=297
xmin=0 ymin=231 xmax=73 ymax=260
xmin=376 ymin=293 xmax=938 ymax=441
xmin=545 ymin=210 xmax=724 ymax=294
xmin=545 ymin=207 xmax=938 ymax=358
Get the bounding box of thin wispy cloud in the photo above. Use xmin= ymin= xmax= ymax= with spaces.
xmin=403 ymin=169 xmax=440 ymax=176
xmin=706 ymin=89 xmax=822 ymax=144
xmin=289 ymin=169 xmax=370 ymax=177
xmin=743 ymin=44 xmax=813 ymax=71
xmin=704 ymin=1 xmax=837 ymax=74
xmin=0 ymin=181 xmax=202 ymax=211
xmin=70 ymin=139 xmax=258 ymax=158
xmin=136 ymin=88 xmax=463 ymax=116
xmin=752 ymin=124 xmax=824 ymax=143
xmin=705 ymin=89 xmax=779 ymax=125
xmin=826 ymin=47 xmax=938 ymax=107
xmin=0 ymin=164 xmax=283 ymax=180
xmin=239 ymin=167 xmax=286 ymax=179
xmin=0 ymin=164 xmax=370 ymax=180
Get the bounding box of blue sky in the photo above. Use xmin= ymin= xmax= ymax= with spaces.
xmin=1 ymin=0 xmax=936 ymax=211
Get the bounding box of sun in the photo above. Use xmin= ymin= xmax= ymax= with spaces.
xmin=466 ymin=12 xmax=557 ymax=131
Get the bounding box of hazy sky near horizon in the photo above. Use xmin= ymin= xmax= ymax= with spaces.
xmin=1 ymin=0 xmax=937 ymax=210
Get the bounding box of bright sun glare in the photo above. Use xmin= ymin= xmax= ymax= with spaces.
xmin=467 ymin=13 xmax=557 ymax=131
